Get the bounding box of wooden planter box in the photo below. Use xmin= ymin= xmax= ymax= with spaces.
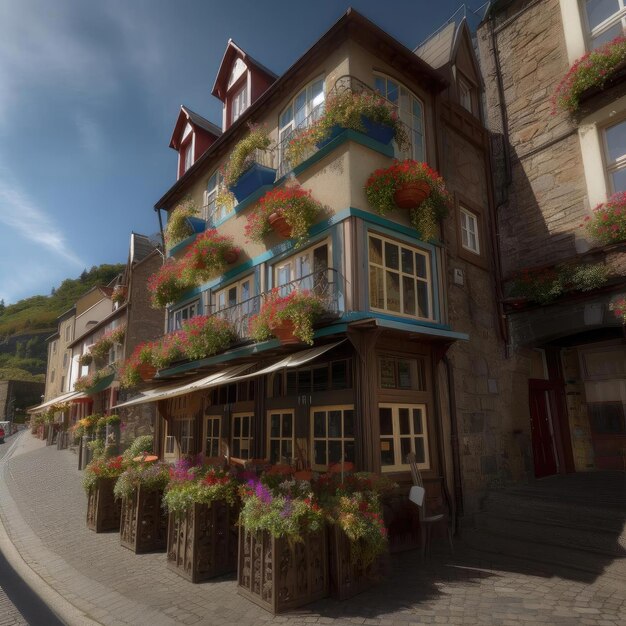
xmin=86 ymin=477 xmax=122 ymax=533
xmin=166 ymin=500 xmax=238 ymax=583
xmin=237 ymin=526 xmax=329 ymax=614
xmin=120 ymin=486 xmax=167 ymax=553
xmin=329 ymin=525 xmax=383 ymax=601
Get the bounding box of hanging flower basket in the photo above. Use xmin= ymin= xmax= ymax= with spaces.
xmin=137 ymin=363 xmax=157 ymax=381
xmin=268 ymin=212 xmax=292 ymax=238
xmin=393 ymin=180 xmax=431 ymax=209
xmin=223 ymin=248 xmax=239 ymax=264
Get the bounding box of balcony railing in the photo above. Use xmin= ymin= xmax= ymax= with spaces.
xmin=211 ymin=268 xmax=342 ymax=341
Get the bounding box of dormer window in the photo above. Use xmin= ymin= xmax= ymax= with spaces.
xmin=232 ymin=83 xmax=249 ymax=124
xmin=458 ymin=76 xmax=473 ymax=114
xmin=183 ymin=141 xmax=193 ymax=172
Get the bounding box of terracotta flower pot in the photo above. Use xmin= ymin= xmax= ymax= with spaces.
xmin=393 ymin=181 xmax=431 ymax=209
xmin=137 ymin=363 xmax=157 ymax=382
xmin=223 ymin=249 xmax=239 ymax=264
xmin=268 ymin=212 xmax=292 ymax=238
xmin=272 ymin=319 xmax=302 ymax=345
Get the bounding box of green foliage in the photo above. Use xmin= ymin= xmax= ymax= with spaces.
xmin=0 ymin=366 xmax=45 ymax=383
xmin=222 ymin=124 xmax=273 ymax=187
xmin=113 ymin=461 xmax=170 ymax=500
xmin=82 ymin=456 xmax=125 ymax=493
xmin=122 ymin=435 xmax=154 ymax=460
xmin=164 ymin=199 xmax=198 ymax=249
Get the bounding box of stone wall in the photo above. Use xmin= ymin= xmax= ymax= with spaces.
xmin=476 ymin=0 xmax=589 ymax=279
xmin=0 ymin=380 xmax=46 ymax=420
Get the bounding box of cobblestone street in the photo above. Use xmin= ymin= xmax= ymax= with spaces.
xmin=1 ymin=432 xmax=625 ymax=626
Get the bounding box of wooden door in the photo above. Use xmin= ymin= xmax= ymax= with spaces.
xmin=529 ymin=382 xmax=558 ymax=478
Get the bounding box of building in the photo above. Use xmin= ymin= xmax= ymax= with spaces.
xmin=0 ymin=379 xmax=45 ymax=424
xmin=43 ymin=307 xmax=76 ymax=402
xmin=112 ymin=7 xmax=543 ymax=535
xmin=477 ymin=0 xmax=626 ymax=476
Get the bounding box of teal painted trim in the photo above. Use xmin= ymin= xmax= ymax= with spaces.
xmin=167 ymin=232 xmax=199 ymax=258
xmin=314 ymin=322 xmax=348 ymax=338
xmin=211 ymin=184 xmax=274 ymax=228
xmin=275 ymin=129 xmax=394 ymax=186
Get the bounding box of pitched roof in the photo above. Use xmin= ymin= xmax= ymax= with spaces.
xmin=415 ymin=21 xmax=456 ymax=69
xmin=169 ymin=105 xmax=222 ymax=150
xmin=130 ymin=232 xmax=160 ymax=264
xmin=211 ymin=39 xmax=278 ymax=100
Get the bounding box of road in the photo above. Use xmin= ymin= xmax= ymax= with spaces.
xmin=0 ymin=430 xmax=65 ymax=626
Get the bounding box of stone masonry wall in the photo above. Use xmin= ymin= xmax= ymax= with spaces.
xmin=477 ymin=0 xmax=589 ymax=279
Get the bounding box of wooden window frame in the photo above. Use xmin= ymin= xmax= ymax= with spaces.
xmin=455 ymin=194 xmax=488 ymax=269
xmin=266 ymin=409 xmax=295 ymax=464
xmin=231 ymin=412 xmax=254 ymax=460
xmin=203 ymin=415 xmax=222 ymax=459
xmin=378 ymin=403 xmax=430 ymax=473
xmin=310 ymin=405 xmax=355 ymax=472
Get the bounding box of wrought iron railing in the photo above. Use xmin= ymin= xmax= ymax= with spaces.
xmin=211 ymin=268 xmax=342 ymax=341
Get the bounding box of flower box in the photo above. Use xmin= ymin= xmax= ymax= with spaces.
xmin=272 ymin=319 xmax=303 ymax=346
xmin=166 ymin=500 xmax=239 ymax=583
xmin=328 ymin=525 xmax=384 ymax=601
xmin=317 ymin=115 xmax=394 ymax=150
xmin=237 ymin=527 xmax=329 ymax=614
xmin=86 ymin=477 xmax=122 ymax=533
xmin=228 ymin=162 xmax=276 ymax=203
xmin=119 ymin=486 xmax=167 ymax=553
xmin=186 ymin=216 xmax=206 ymax=234
xmin=393 ymin=181 xmax=430 ymax=209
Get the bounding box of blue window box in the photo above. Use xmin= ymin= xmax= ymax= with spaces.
xmin=186 ymin=217 xmax=206 ymax=234
xmin=316 ymin=116 xmax=394 ymax=149
xmin=228 ymin=162 xmax=277 ymax=204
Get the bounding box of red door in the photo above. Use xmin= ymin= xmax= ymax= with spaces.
xmin=529 ymin=383 xmax=558 ymax=478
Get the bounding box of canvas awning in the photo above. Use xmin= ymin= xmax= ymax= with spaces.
xmin=27 ymin=390 xmax=87 ymax=414
xmin=111 ymin=363 xmax=253 ymax=409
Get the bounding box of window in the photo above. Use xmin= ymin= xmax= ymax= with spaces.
xmin=182 ymin=141 xmax=193 ymax=173
xmin=374 ymin=74 xmax=425 ymax=161
xmin=379 ymin=356 xmax=426 ymax=390
xmin=52 ymin=341 xmax=57 ymax=355
xmin=231 ymin=413 xmax=254 ymax=459
xmin=50 ymin=369 xmax=56 ymax=383
xmin=231 ymin=83 xmax=248 ymax=123
xmin=279 ymin=78 xmax=325 ymax=164
xmin=460 ymin=206 xmax=481 ymax=254
xmin=64 ymin=325 xmax=72 ymax=342
xmin=204 ymin=170 xmax=229 ymax=223
xmin=214 ymin=275 xmax=256 ymax=336
xmin=603 ymin=118 xmax=626 ymax=192
xmin=584 ymin=0 xmax=626 ymax=48
xmin=179 ymin=418 xmax=194 ymax=455
xmin=274 ymin=241 xmax=329 ymax=294
xmin=379 ymin=404 xmax=429 ymax=472
xmin=283 ymin=359 xmax=352 ymax=396
xmin=368 ymin=234 xmax=433 ymax=320
xmin=60 ymin=376 xmax=65 ymax=392
xmin=62 ymin=352 xmax=68 ymax=369
xmin=267 ymin=410 xmax=294 ymax=463
xmin=204 ymin=416 xmax=221 ymax=458
xmin=458 ymin=76 xmax=473 ymax=114
xmin=311 ymin=406 xmax=355 ymax=471
xmin=169 ymin=300 xmax=200 ymax=332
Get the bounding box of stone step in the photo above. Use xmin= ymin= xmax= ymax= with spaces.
xmin=462 ymin=528 xmax=626 ymax=580
xmin=473 ymin=511 xmax=626 ymax=557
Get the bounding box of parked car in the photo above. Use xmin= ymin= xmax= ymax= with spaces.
xmin=0 ymin=425 xmax=5 ymax=443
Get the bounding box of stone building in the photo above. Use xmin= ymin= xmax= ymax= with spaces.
xmin=114 ymin=8 xmax=538 ymax=531
xmin=477 ymin=0 xmax=626 ymax=476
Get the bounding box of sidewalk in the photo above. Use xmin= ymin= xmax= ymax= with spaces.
xmin=1 ymin=432 xmax=625 ymax=626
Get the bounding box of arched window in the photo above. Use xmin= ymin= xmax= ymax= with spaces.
xmin=374 ymin=74 xmax=425 ymax=162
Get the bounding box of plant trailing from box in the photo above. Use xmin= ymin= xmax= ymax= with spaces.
xmin=245 ymin=185 xmax=324 ymax=247
xmin=610 ymin=295 xmax=626 ymax=324
xmin=584 ymin=191 xmax=626 ymax=245
xmin=74 ymin=365 xmax=116 ymax=393
xmin=90 ymin=325 xmax=126 ymax=361
xmin=222 ymin=123 xmax=273 ymax=188
xmin=122 ymin=435 xmax=154 ymax=461
xmin=118 ymin=342 xmax=156 ymax=388
xmin=148 ymin=258 xmax=194 ymax=309
xmin=79 ymin=352 xmax=93 ymax=366
xmin=113 ymin=459 xmax=170 ymax=500
xmin=250 ymin=289 xmax=325 ymax=346
xmin=164 ymin=198 xmax=199 ymax=249
xmin=553 ymin=36 xmax=626 ymax=114
xmin=285 ymin=124 xmax=326 ymax=168
xmin=239 ymin=478 xmax=324 ymax=541
xmin=111 ymin=284 xmax=127 ymax=305
xmin=365 ymin=160 xmax=451 ymax=241
xmin=163 ymin=465 xmax=239 ymax=516
xmin=511 ymin=263 xmax=609 ymax=304
xmin=83 ymin=455 xmax=126 ymax=493
xmin=182 ymin=229 xmax=240 ymax=282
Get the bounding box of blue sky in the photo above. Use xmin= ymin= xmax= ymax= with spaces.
xmin=0 ymin=0 xmax=486 ymax=305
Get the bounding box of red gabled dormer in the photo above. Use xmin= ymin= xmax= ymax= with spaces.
xmin=211 ymin=39 xmax=277 ymax=132
xmin=169 ymin=106 xmax=222 ymax=180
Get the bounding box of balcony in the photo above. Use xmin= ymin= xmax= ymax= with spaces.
xmin=211 ymin=268 xmax=343 ymax=341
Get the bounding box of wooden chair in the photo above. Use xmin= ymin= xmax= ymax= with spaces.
xmin=406 ymin=453 xmax=454 ymax=557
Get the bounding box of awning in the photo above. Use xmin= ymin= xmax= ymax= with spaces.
xmin=27 ymin=390 xmax=87 ymax=414
xmin=112 ymin=363 xmax=252 ymax=409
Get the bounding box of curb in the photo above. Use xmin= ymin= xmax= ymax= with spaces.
xmin=0 ymin=431 xmax=101 ymax=626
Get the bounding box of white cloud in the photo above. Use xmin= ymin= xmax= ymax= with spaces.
xmin=0 ymin=168 xmax=84 ymax=268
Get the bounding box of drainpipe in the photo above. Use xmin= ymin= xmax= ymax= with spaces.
xmin=443 ymin=354 xmax=464 ymax=527
xmin=154 ymin=207 xmax=166 ymax=251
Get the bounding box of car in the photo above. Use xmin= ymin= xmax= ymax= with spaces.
xmin=0 ymin=427 xmax=5 ymax=444
xmin=0 ymin=421 xmax=10 ymax=443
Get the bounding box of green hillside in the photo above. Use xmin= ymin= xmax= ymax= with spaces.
xmin=0 ymin=264 xmax=125 ymax=381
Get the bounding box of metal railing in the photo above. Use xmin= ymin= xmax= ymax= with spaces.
xmin=211 ymin=268 xmax=342 ymax=341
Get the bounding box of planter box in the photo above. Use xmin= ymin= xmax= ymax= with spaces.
xmin=186 ymin=216 xmax=206 ymax=234
xmin=328 ymin=525 xmax=384 ymax=601
xmin=86 ymin=477 xmax=122 ymax=533
xmin=167 ymin=500 xmax=239 ymax=583
xmin=228 ymin=162 xmax=276 ymax=203
xmin=120 ymin=486 xmax=166 ymax=553
xmin=316 ymin=116 xmax=394 ymax=150
xmin=237 ymin=527 xmax=329 ymax=614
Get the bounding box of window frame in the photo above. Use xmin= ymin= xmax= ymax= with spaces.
xmin=601 ymin=115 xmax=626 ymax=193
xmin=272 ymin=238 xmax=331 ymax=291
xmin=310 ymin=405 xmax=355 ymax=472
xmin=460 ymin=207 xmax=481 ymax=255
xmin=214 ymin=274 xmax=255 ymax=312
xmin=378 ymin=402 xmax=430 ymax=473
xmin=455 ymin=195 xmax=488 ymax=269
xmin=203 ymin=170 xmax=230 ymax=223
xmin=457 ymin=74 xmax=474 ymax=115
xmin=582 ymin=0 xmax=626 ymax=49
xmin=367 ymin=232 xmax=435 ymax=322
xmin=203 ymin=415 xmax=222 ymax=459
xmin=373 ymin=72 xmax=426 ymax=162
xmin=231 ymin=82 xmax=249 ymax=124
xmin=169 ymin=299 xmax=200 ymax=332
xmin=231 ymin=412 xmax=254 ymax=460
xmin=266 ymin=409 xmax=295 ymax=464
